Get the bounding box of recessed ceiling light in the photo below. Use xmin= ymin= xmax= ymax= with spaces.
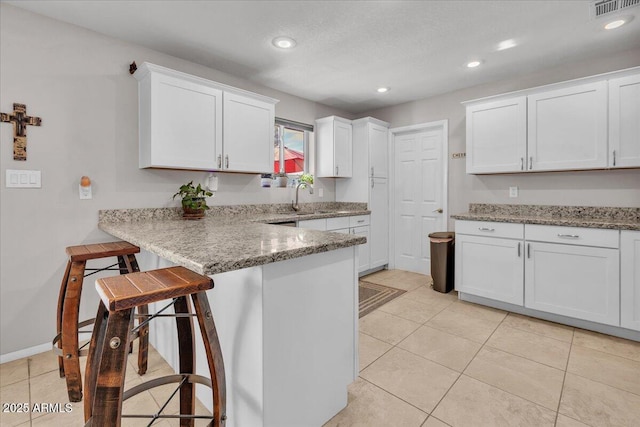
xmin=377 ymin=87 xmax=389 ymax=93
xmin=604 ymin=19 xmax=626 ymax=30
xmin=467 ymin=60 xmax=482 ymax=68
xmin=497 ymin=39 xmax=517 ymax=51
xmin=272 ymin=36 xmax=297 ymax=49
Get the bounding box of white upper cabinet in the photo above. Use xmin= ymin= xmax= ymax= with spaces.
xmin=609 ymin=73 xmax=640 ymax=168
xmin=466 ymin=97 xmax=527 ymax=174
xmin=223 ymin=92 xmax=275 ymax=173
xmin=528 ymin=81 xmax=608 ymax=171
xmin=316 ymin=116 xmax=353 ymax=178
xmin=137 ymin=64 xmax=223 ymax=170
xmin=369 ymin=122 xmax=389 ymax=178
xmin=135 ymin=62 xmax=277 ymax=172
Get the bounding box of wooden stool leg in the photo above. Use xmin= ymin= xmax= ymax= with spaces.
xmin=84 ymin=302 xmax=108 ymax=423
xmin=56 ymin=261 xmax=72 ymax=378
xmin=61 ymin=260 xmax=86 ymax=402
xmin=191 ymin=291 xmax=226 ymax=427
xmin=118 ymin=254 xmax=149 ymax=375
xmin=175 ymin=296 xmax=195 ymax=427
xmin=88 ymin=308 xmax=134 ymax=427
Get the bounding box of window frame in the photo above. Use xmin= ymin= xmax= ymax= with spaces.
xmin=274 ymin=118 xmax=313 ymax=176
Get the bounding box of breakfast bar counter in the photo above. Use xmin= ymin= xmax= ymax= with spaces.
xmin=98 ymin=204 xmax=368 ymax=427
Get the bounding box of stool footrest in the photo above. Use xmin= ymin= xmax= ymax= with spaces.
xmin=123 ymin=374 xmax=212 ymax=401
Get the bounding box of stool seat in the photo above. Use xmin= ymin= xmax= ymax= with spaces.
xmin=66 ymin=241 xmax=140 ymax=262
xmin=55 ymin=240 xmax=148 ymax=403
xmin=85 ymin=266 xmax=226 ymax=426
xmin=96 ymin=267 xmax=213 ymax=311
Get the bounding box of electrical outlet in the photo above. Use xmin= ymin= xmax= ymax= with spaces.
xmin=318 ymin=188 xmax=323 ymax=198
xmin=509 ymin=186 xmax=518 ymax=198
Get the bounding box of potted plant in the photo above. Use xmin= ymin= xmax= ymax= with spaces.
xmin=273 ymin=172 xmax=288 ymax=188
xmin=173 ymin=181 xmax=213 ymax=219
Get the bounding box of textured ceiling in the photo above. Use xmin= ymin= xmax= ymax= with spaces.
xmin=6 ymin=0 xmax=640 ymax=113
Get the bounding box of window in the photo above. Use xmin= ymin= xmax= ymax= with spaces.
xmin=274 ymin=118 xmax=313 ymax=175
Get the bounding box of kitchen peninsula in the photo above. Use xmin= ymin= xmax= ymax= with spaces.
xmin=98 ymin=203 xmax=368 ymax=427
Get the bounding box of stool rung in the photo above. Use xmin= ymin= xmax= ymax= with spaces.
xmin=123 ymin=374 xmax=213 ymax=401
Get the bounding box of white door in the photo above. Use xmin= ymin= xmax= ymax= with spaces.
xmin=609 ymin=73 xmax=640 ymax=168
xmin=392 ymin=123 xmax=446 ymax=274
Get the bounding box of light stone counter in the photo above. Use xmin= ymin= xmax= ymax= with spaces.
xmin=451 ymin=203 xmax=640 ymax=231
xmin=98 ymin=203 xmax=369 ymax=275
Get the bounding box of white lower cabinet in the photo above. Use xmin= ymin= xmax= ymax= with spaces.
xmin=621 ymin=231 xmax=640 ymax=331
xmin=455 ymin=234 xmax=524 ymax=305
xmin=524 ymin=241 xmax=620 ymax=326
xmin=456 ymin=220 xmax=627 ymax=329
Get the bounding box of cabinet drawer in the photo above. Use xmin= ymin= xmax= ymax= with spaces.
xmin=455 ymin=220 xmax=524 ymax=240
xmin=525 ymin=224 xmax=619 ymax=248
xmin=297 ymin=219 xmax=326 ymax=231
xmin=349 ymin=215 xmax=370 ymax=227
xmin=326 ymin=216 xmax=350 ymax=231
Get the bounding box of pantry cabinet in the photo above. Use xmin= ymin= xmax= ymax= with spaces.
xmin=621 ymin=231 xmax=640 ymax=331
xmin=465 ymin=97 xmax=527 ymax=174
xmin=316 ymin=116 xmax=353 ymax=178
xmin=135 ymin=62 xmax=277 ymax=172
xmin=609 ymin=73 xmax=640 ymax=168
xmin=527 ymin=81 xmax=608 ymax=171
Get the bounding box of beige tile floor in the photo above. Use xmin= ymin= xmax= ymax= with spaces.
xmin=1 ymin=269 xmax=639 ymax=426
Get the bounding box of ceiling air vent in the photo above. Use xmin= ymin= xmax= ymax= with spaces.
xmin=591 ymin=0 xmax=640 ymax=18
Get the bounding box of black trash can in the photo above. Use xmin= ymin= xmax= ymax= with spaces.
xmin=428 ymin=232 xmax=455 ymax=293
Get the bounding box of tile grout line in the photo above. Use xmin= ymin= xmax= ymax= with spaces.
xmin=357 ymin=376 xmax=429 ymax=423
xmin=554 ymin=328 xmax=575 ymax=427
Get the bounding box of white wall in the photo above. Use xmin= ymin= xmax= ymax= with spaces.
xmin=0 ymin=4 xmax=351 ymax=356
xmin=364 ymin=47 xmax=640 ymax=226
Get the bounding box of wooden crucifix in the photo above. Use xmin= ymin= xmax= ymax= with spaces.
xmin=1 ymin=103 xmax=42 ymax=161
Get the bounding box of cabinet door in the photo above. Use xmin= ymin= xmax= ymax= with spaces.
xmin=609 ymin=74 xmax=640 ymax=168
xmin=455 ymin=234 xmax=524 ymax=305
xmin=621 ymin=231 xmax=640 ymax=331
xmin=369 ymin=178 xmax=388 ymax=269
xmin=369 ymin=123 xmax=389 ymax=178
xmin=524 ymin=242 xmax=619 ymax=326
xmin=223 ymin=92 xmax=275 ymax=173
xmin=352 ymin=226 xmax=370 ymax=272
xmin=143 ymin=72 xmax=222 ymax=170
xmin=334 ymin=120 xmax=353 ymax=177
xmin=466 ymin=97 xmax=527 ymax=174
xmin=528 ymin=81 xmax=607 ymax=171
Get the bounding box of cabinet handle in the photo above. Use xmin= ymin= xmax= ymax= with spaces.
xmin=527 ymin=243 xmax=531 ymax=259
xmin=217 ymin=155 xmax=222 ymax=169
xmin=336 ymin=165 xmax=339 ymax=175
xmin=371 ymin=167 xmax=374 ymax=177
xmin=557 ymin=234 xmax=580 ymax=239
xmin=520 ymin=157 xmax=524 ymax=171
xmin=357 ymin=219 xmax=365 ymax=223
xmin=529 ymin=156 xmax=533 ymax=170
xmin=225 ymin=155 xmax=229 ymax=168
xmin=478 ymin=227 xmax=495 ymax=232
xmin=613 ymin=150 xmax=616 ymax=167
xmin=371 ymin=178 xmax=375 ymax=188
xmin=518 ymin=242 xmax=521 ymax=257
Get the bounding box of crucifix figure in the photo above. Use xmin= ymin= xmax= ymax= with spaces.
xmin=1 ymin=103 xmax=42 ymax=161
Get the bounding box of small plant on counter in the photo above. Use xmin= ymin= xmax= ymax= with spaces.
xmin=173 ymin=181 xmax=213 ymax=219
xmin=299 ymin=173 xmax=314 ymax=188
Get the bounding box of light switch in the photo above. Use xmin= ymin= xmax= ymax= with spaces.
xmin=5 ymin=170 xmax=41 ymax=188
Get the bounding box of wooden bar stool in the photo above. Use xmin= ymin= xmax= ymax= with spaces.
xmin=53 ymin=241 xmax=149 ymax=402
xmin=84 ymin=266 xmax=226 ymax=427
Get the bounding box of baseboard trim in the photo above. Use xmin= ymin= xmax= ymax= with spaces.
xmin=1 ymin=342 xmax=51 ymax=364
xmin=459 ymin=293 xmax=640 ymax=342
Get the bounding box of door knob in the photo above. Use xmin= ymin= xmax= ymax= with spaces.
xmin=433 ymin=208 xmax=443 ymax=214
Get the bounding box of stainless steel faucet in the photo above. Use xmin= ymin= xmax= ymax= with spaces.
xmin=292 ymin=182 xmax=314 ymax=211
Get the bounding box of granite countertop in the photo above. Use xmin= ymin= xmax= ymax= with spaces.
xmin=98 ymin=203 xmax=369 ymax=275
xmin=451 ymin=204 xmax=640 ymax=231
